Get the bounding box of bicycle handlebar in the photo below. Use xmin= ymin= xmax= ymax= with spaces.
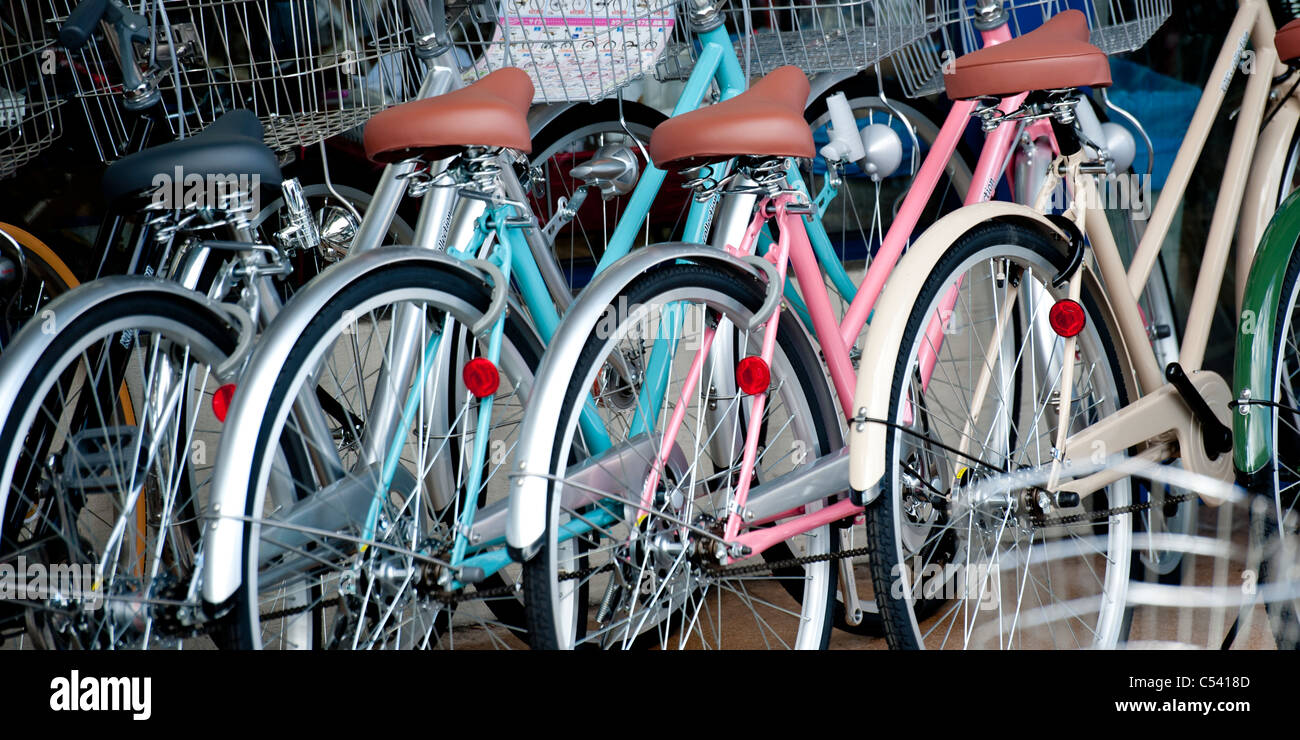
xmin=57 ymin=0 xmax=110 ymax=50
xmin=59 ymin=0 xmax=160 ymax=111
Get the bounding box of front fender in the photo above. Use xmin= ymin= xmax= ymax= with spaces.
xmin=846 ymin=202 xmax=1071 ymax=495
xmin=1234 ymin=187 xmax=1300 ymax=478
xmin=505 ymin=242 xmax=782 ymax=560
xmin=201 ymin=247 xmax=501 ymax=608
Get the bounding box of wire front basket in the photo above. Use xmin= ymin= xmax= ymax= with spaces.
xmin=651 ymin=0 xmax=945 ymax=97
xmin=1 ymin=3 xmax=64 ymax=180
xmin=452 ymin=0 xmax=683 ymax=105
xmin=46 ymin=0 xmax=423 ymax=161
xmin=896 ymin=0 xmax=1172 ymax=98
xmin=724 ymin=0 xmax=944 ymax=78
xmin=948 ymin=0 xmax=1171 ymax=55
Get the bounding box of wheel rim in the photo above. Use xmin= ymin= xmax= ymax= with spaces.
xmin=542 ymin=277 xmax=836 ymax=649
xmin=885 ymin=244 xmax=1132 ymax=649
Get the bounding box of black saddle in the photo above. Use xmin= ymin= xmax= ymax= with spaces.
xmin=101 ymin=110 xmax=283 ymax=204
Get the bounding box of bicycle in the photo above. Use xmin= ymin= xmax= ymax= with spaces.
xmin=845 ymin=0 xmax=1300 ymax=648
xmin=495 ymin=2 xmax=1178 ymax=649
xmin=0 ymin=0 xmax=426 ymax=647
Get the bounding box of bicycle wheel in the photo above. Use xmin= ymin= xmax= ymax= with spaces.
xmin=1260 ymin=240 xmax=1300 ymax=648
xmin=1 ymin=222 xmax=80 ymax=347
xmin=523 ymin=261 xmax=841 ymax=649
xmin=227 ymin=260 xmax=542 ymax=649
xmin=0 ymin=281 xmax=239 ymax=648
xmin=865 ymin=222 xmax=1134 ymax=649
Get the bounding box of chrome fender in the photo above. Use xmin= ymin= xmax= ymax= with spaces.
xmin=201 ymin=247 xmax=504 ymax=608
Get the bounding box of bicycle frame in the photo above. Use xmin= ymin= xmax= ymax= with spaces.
xmin=499 ymin=13 xmax=1082 ymax=567
xmin=850 ymin=0 xmax=1300 ymax=501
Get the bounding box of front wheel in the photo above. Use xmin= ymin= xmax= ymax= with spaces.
xmin=522 ymin=262 xmax=841 ymax=649
xmin=865 ymin=223 xmax=1134 ymax=649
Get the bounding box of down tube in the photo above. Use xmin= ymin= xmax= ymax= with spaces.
xmin=503 ymin=220 xmax=613 ymax=452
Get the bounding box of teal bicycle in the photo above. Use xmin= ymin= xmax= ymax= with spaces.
xmin=201 ymin=0 xmax=953 ymax=648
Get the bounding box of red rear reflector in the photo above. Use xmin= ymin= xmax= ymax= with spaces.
xmin=463 ymin=357 xmax=500 ymax=398
xmin=736 ymin=356 xmax=771 ymax=395
xmin=1048 ymin=299 xmax=1086 ymax=338
xmin=212 ymin=384 xmax=236 ymax=422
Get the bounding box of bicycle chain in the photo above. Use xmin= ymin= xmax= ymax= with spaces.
xmin=256 ymin=565 xmax=613 ymax=621
xmin=1028 ymin=490 xmax=1196 ymax=528
xmin=257 ymin=492 xmax=1191 ymax=621
xmin=701 ymin=545 xmax=875 ymax=578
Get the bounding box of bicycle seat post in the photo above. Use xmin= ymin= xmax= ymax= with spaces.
xmin=972 ymin=0 xmax=1009 ymax=30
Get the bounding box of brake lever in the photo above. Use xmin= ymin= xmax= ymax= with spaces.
xmin=104 ymin=1 xmax=162 ymax=110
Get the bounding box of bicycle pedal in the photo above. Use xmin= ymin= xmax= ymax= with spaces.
xmin=59 ymin=426 xmax=152 ymax=495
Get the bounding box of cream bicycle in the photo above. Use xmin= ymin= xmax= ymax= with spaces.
xmin=847 ymin=0 xmax=1300 ymax=649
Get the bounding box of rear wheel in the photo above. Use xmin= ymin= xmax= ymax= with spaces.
xmin=866 ymin=223 xmax=1134 ymax=649
xmin=523 ymin=262 xmax=841 ymax=649
xmin=230 ymin=262 xmax=542 ymax=649
xmin=0 ymin=287 xmax=238 ymax=648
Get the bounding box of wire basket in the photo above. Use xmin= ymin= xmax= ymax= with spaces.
xmin=451 ymin=0 xmax=684 ymax=105
xmin=723 ymin=0 xmax=943 ymax=78
xmin=950 ymin=0 xmax=1170 ymax=54
xmin=0 ymin=3 xmax=64 ymax=180
xmin=652 ymin=0 xmax=945 ymax=95
xmin=45 ymin=0 xmax=423 ymax=161
xmin=896 ymin=0 xmax=1172 ymax=98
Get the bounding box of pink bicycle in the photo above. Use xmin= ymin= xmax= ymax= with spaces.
xmin=504 ymin=4 xmax=1144 ymax=648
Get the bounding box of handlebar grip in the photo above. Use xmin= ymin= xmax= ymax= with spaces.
xmin=58 ymin=0 xmax=111 ymax=50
